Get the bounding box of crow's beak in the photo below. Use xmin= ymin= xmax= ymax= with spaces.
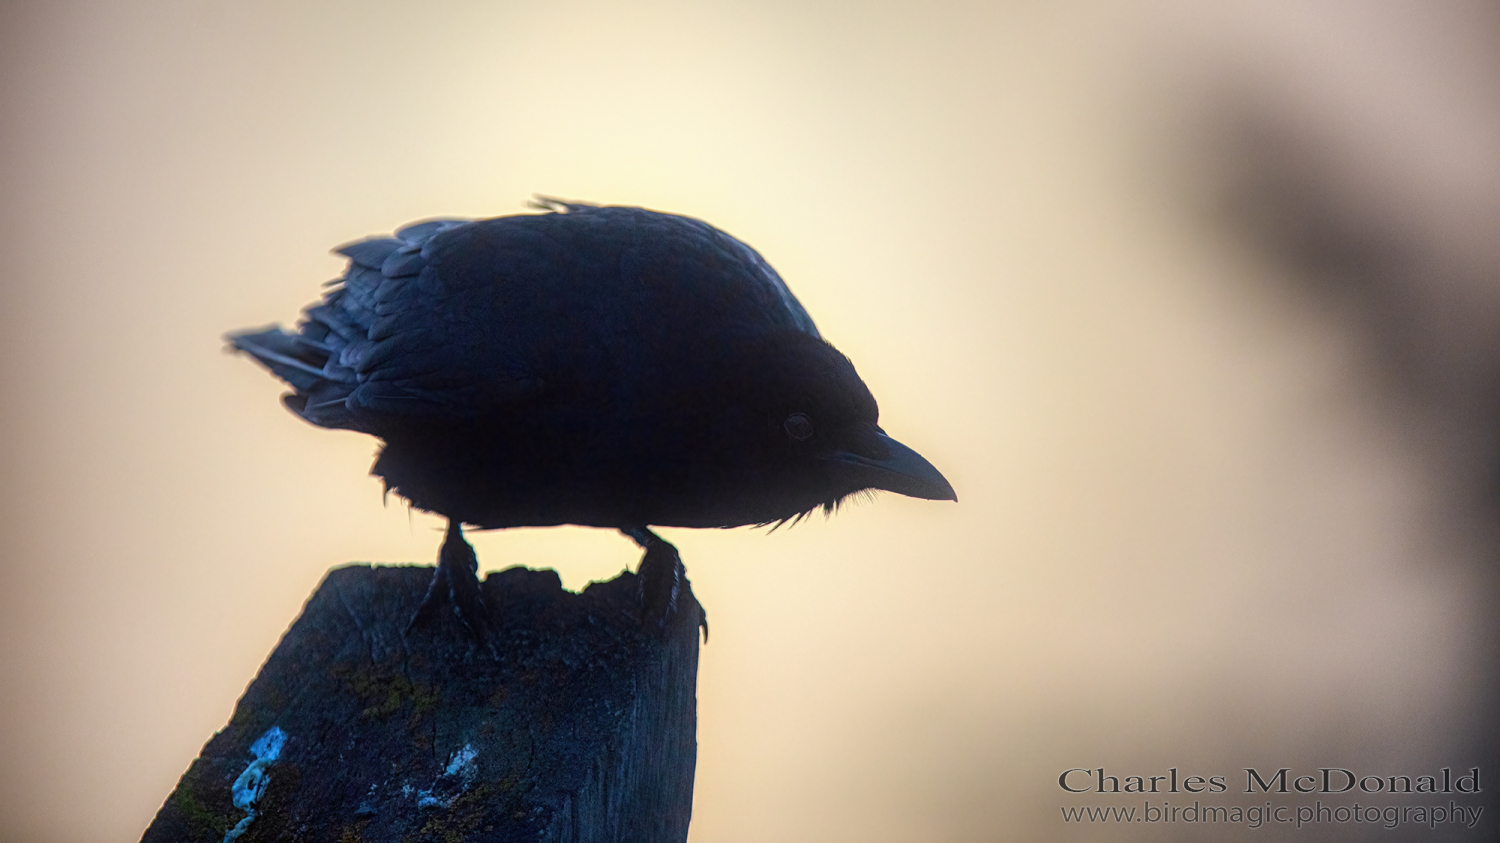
xmin=827 ymin=432 xmax=957 ymax=502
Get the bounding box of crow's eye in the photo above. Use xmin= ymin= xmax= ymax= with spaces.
xmin=783 ymin=413 xmax=814 ymax=441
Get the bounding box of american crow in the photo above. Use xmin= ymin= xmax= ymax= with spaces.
xmin=229 ymin=199 xmax=954 ymax=642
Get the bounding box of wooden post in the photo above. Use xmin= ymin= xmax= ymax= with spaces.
xmin=141 ymin=564 xmax=703 ymax=843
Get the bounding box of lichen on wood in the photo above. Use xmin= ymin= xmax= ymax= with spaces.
xmin=141 ymin=564 xmax=702 ymax=843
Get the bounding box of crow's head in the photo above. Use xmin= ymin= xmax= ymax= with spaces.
xmin=687 ymin=329 xmax=955 ymax=526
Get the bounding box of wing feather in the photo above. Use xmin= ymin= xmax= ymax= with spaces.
xmin=229 ymin=205 xmax=819 ymax=433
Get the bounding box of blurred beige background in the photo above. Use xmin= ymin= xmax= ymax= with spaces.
xmin=2 ymin=0 xmax=1497 ymax=840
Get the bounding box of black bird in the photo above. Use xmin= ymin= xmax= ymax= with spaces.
xmin=229 ymin=199 xmax=955 ymax=642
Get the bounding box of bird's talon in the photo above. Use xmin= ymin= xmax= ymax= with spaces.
xmin=408 ymin=521 xmax=499 ymax=658
xmin=627 ymin=527 xmax=684 ymax=635
xmin=407 ymin=563 xmax=450 ymax=633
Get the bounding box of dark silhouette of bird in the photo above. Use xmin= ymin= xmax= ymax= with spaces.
xmin=229 ymin=199 xmax=955 ymax=644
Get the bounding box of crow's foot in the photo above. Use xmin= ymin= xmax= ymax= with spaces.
xmin=623 ymin=527 xmax=686 ymax=636
xmin=408 ymin=521 xmax=498 ymax=658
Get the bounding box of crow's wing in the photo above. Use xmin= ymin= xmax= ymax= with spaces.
xmin=229 ymin=204 xmax=820 ymax=431
xmin=527 ymin=197 xmax=820 ymax=340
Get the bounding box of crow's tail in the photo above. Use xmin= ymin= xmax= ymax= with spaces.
xmin=226 ymin=323 xmax=361 ymax=430
xmin=227 ymin=217 xmax=470 ymax=430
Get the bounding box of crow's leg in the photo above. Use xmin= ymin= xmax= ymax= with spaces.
xmin=408 ymin=520 xmax=497 ymax=656
xmin=623 ymin=527 xmax=680 ymax=631
xmin=623 ymin=526 xmax=706 ymax=639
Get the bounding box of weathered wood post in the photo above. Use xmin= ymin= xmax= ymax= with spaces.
xmin=141 ymin=563 xmax=703 ymax=843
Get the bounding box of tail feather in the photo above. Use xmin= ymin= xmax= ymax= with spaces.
xmin=229 ymin=216 xmax=471 ymax=432
xmin=227 ymin=325 xmax=361 ymax=429
xmin=227 ymin=328 xmax=329 ymax=389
